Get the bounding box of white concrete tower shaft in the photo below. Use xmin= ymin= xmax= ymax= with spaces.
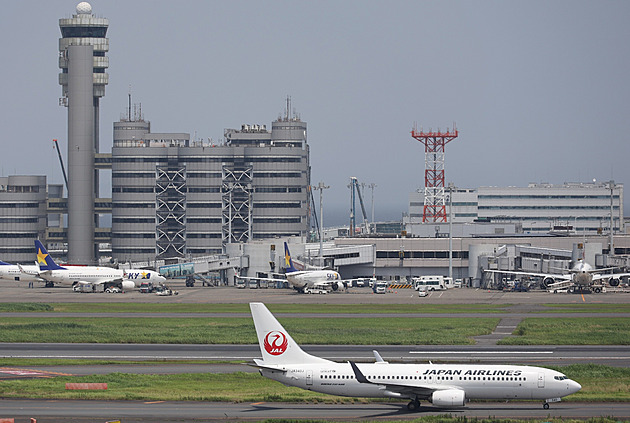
xmin=59 ymin=2 xmax=109 ymax=264
xmin=67 ymin=45 xmax=95 ymax=264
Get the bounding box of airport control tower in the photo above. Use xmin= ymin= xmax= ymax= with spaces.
xmin=59 ymin=2 xmax=109 ymax=264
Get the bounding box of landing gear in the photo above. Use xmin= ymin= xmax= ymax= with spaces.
xmin=543 ymin=402 xmax=549 ymax=409
xmin=407 ymin=399 xmax=420 ymax=411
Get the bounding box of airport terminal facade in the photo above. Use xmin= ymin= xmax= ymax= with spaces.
xmin=111 ymin=115 xmax=310 ymax=262
xmin=408 ymin=182 xmax=624 ymax=235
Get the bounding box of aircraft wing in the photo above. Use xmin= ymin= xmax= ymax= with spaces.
xmin=483 ymin=269 xmax=572 ymax=281
xmin=18 ymin=264 xmax=43 ymax=278
xmin=16 ymin=264 xmax=46 ymax=282
xmin=236 ymin=275 xmax=287 ymax=283
xmin=592 ymin=273 xmax=630 ymax=282
xmin=76 ymin=278 xmax=123 ymax=286
xmin=349 ymin=361 xmax=436 ymax=399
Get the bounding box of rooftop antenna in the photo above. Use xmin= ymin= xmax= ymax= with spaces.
xmin=128 ymin=85 xmax=132 ymax=121
xmin=286 ymin=95 xmax=291 ymax=120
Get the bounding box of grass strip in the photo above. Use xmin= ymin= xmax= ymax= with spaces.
xmin=0 ymin=317 xmax=499 ymax=345
xmin=499 ymin=318 xmax=630 ymax=345
xmin=0 ymin=303 xmax=54 ymax=312
xmin=540 ymin=303 xmax=630 ymax=313
xmin=0 ymin=364 xmax=625 ymax=402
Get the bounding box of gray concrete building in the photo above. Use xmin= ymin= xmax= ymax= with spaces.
xmin=111 ymin=110 xmax=310 ymax=262
xmin=328 ymin=234 xmax=630 ymax=285
xmin=408 ymin=182 xmax=624 ymax=235
xmin=0 ymin=176 xmax=47 ymax=263
xmin=58 ymin=2 xmax=109 ymax=264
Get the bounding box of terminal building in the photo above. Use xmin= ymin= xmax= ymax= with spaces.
xmin=111 ymin=108 xmax=310 ymax=262
xmin=407 ymin=182 xmax=624 ymax=235
xmin=0 ymin=176 xmax=48 ymax=263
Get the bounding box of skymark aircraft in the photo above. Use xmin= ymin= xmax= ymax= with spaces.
xmin=24 ymin=240 xmax=166 ymax=290
xmin=237 ymin=242 xmax=343 ymax=293
xmin=249 ymin=302 xmax=581 ymax=411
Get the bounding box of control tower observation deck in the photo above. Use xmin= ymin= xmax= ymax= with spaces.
xmin=58 ymin=2 xmax=109 ymax=264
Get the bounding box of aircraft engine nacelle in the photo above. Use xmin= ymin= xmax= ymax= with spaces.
xmin=609 ymin=277 xmax=620 ymax=287
xmin=122 ymin=280 xmax=136 ymax=290
xmin=541 ymin=277 xmax=555 ymax=289
xmin=431 ymin=389 xmax=466 ymax=407
xmin=331 ymin=281 xmax=346 ymax=291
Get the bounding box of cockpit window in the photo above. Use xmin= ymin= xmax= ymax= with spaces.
xmin=554 ymin=375 xmax=568 ymax=380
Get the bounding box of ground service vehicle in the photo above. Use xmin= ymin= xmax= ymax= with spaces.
xmin=413 ymin=276 xmax=447 ymax=291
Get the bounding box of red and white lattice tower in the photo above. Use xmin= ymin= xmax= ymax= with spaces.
xmin=411 ymin=124 xmax=458 ymax=222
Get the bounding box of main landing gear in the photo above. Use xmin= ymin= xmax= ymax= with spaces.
xmin=407 ymin=399 xmax=421 ymax=411
xmin=543 ymin=402 xmax=550 ymax=409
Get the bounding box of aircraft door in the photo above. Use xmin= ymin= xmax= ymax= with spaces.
xmin=306 ymin=370 xmax=313 ymax=386
xmin=537 ymin=372 xmax=545 ymax=388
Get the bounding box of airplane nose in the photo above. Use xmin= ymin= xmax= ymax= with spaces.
xmin=568 ymin=380 xmax=582 ymax=394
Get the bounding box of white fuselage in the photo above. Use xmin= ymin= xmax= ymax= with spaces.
xmin=260 ymin=362 xmax=580 ymax=402
xmin=286 ymin=270 xmax=341 ymax=289
xmin=0 ymin=264 xmax=41 ymax=282
xmin=40 ymin=267 xmax=165 ymax=288
xmin=571 ymin=260 xmax=593 ymax=286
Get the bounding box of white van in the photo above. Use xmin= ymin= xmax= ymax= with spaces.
xmin=413 ymin=276 xmax=447 ymax=291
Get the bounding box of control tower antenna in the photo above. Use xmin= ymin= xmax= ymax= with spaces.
xmin=285 ymin=95 xmax=292 ymax=120
xmin=411 ymin=123 xmax=459 ymax=222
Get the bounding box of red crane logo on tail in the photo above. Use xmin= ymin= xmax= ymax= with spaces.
xmin=264 ymin=331 xmax=288 ymax=355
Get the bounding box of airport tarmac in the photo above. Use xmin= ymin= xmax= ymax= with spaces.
xmin=2 ymin=279 xmax=629 ymax=305
xmin=1 ymin=399 xmax=628 ymax=422
xmin=1 ymin=280 xmax=628 ymax=422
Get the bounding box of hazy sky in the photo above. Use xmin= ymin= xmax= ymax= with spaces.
xmin=1 ymin=1 xmax=629 ymax=226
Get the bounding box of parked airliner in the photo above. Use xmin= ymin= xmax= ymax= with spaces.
xmin=25 ymin=240 xmax=166 ymax=290
xmin=250 ymin=302 xmax=581 ymax=411
xmin=485 ymin=258 xmax=630 ymax=291
xmin=0 ymin=261 xmax=42 ymax=283
xmin=237 ymin=243 xmax=343 ymax=293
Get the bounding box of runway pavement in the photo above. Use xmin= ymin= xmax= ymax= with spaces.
xmin=0 ymin=399 xmax=628 ymax=422
xmin=1 ymin=343 xmax=629 ymax=367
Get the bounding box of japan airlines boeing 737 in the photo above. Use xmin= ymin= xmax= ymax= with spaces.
xmin=250 ymin=302 xmax=581 ymax=411
xmin=28 ymin=240 xmax=166 ymax=289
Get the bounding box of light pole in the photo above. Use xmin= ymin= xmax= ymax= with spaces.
xmin=313 ymin=182 xmax=329 ymax=265
xmin=447 ymin=182 xmax=455 ymax=280
xmin=368 ymin=183 xmax=377 ymax=232
xmin=609 ymin=180 xmax=615 ymax=255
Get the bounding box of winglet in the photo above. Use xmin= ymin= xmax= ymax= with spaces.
xmin=349 ymin=361 xmax=372 ymax=384
xmin=373 ymin=350 xmax=388 ymax=363
xmin=35 ymin=239 xmax=65 ymax=271
xmin=283 ymin=242 xmax=298 ymax=273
